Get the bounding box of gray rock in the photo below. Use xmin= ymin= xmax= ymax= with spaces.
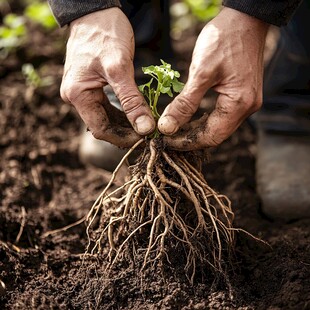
xmin=256 ymin=130 xmax=310 ymax=221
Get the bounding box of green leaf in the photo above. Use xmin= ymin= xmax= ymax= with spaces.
xmin=138 ymin=60 xmax=184 ymax=123
xmin=160 ymin=59 xmax=171 ymax=69
xmin=159 ymin=85 xmax=171 ymax=94
xmin=142 ymin=65 xmax=156 ymax=75
xmin=138 ymin=78 xmax=153 ymax=92
xmin=172 ymin=79 xmax=184 ymax=93
xmin=167 ymin=89 xmax=173 ymax=97
xmin=138 ymin=84 xmax=145 ymax=93
xmin=174 ymin=71 xmax=180 ymax=78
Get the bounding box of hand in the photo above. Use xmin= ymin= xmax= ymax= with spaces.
xmin=158 ymin=7 xmax=269 ymax=150
xmin=60 ymin=8 xmax=156 ymax=148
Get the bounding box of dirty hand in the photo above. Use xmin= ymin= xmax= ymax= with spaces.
xmin=61 ymin=8 xmax=155 ymax=148
xmin=158 ymin=7 xmax=269 ymax=150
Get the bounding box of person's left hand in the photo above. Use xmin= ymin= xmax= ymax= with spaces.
xmin=60 ymin=8 xmax=156 ymax=148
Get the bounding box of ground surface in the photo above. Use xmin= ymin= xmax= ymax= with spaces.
xmin=1 ymin=18 xmax=310 ymax=310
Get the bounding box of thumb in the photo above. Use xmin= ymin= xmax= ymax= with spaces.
xmin=158 ymin=77 xmax=212 ymax=136
xmin=110 ymin=76 xmax=156 ymax=136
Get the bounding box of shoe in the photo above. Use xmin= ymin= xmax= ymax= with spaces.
xmin=254 ymin=98 xmax=310 ymax=222
xmin=256 ymin=129 xmax=310 ymax=222
xmin=78 ymin=86 xmax=128 ymax=171
xmin=79 ymin=132 xmax=128 ymax=171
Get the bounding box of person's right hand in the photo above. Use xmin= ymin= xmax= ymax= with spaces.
xmin=60 ymin=8 xmax=156 ymax=148
xmin=158 ymin=7 xmax=269 ymax=150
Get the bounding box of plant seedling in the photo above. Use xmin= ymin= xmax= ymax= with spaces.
xmin=139 ymin=59 xmax=184 ymax=121
xmin=0 ymin=14 xmax=26 ymax=58
xmin=22 ymin=63 xmax=53 ymax=88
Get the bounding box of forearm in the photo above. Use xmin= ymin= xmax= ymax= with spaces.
xmin=222 ymin=0 xmax=303 ymax=26
xmin=47 ymin=0 xmax=121 ymax=27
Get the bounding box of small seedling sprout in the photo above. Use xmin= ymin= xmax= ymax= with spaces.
xmin=139 ymin=59 xmax=184 ymax=121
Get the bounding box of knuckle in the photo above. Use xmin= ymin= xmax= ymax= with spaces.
xmin=251 ymin=94 xmax=263 ymax=113
xmin=201 ymin=132 xmax=223 ymax=148
xmin=232 ymin=89 xmax=262 ymax=114
xmin=242 ymin=94 xmax=262 ymax=114
xmin=60 ymin=80 xmax=82 ymax=104
xmin=89 ymin=118 xmax=109 ymax=140
xmin=121 ymin=95 xmax=144 ymax=115
xmin=60 ymin=81 xmax=69 ymax=102
xmin=91 ymin=130 xmax=104 ymax=140
xmin=105 ymin=57 xmax=130 ymax=80
xmin=194 ymin=69 xmax=213 ymax=86
xmin=174 ymin=96 xmax=197 ymax=117
xmin=207 ymin=135 xmax=224 ymax=147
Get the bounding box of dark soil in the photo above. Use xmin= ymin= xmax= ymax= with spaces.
xmin=1 ymin=19 xmax=310 ymax=310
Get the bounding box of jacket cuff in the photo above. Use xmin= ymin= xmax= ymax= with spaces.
xmin=48 ymin=0 xmax=121 ymax=27
xmin=222 ymin=0 xmax=303 ymax=26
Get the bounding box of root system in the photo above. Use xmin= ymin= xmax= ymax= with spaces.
xmin=85 ymin=138 xmax=235 ymax=283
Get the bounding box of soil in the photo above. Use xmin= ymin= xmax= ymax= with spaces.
xmin=1 ymin=17 xmax=310 ymax=310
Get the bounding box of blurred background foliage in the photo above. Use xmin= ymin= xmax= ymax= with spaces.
xmin=0 ymin=0 xmax=221 ymax=59
xmin=0 ymin=0 xmax=57 ymax=59
xmin=0 ymin=0 xmax=61 ymax=90
xmin=170 ymin=0 xmax=221 ymax=39
xmin=0 ymin=0 xmax=221 ymax=88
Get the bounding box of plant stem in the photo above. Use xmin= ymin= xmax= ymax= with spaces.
xmin=152 ymin=83 xmax=161 ymax=120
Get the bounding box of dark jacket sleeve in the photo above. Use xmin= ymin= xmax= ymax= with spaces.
xmin=222 ymin=0 xmax=303 ymax=26
xmin=47 ymin=0 xmax=121 ymax=27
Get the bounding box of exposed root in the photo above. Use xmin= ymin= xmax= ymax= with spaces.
xmin=15 ymin=206 xmax=27 ymax=243
xmin=85 ymin=138 xmax=236 ymax=283
xmin=42 ymin=215 xmax=87 ymax=238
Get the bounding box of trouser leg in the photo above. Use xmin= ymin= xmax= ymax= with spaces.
xmin=121 ymin=0 xmax=173 ymax=59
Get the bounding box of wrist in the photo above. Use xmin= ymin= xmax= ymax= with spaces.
xmin=48 ymin=0 xmax=121 ymax=27
xmin=70 ymin=7 xmax=122 ymax=29
xmin=220 ymin=7 xmax=270 ymax=34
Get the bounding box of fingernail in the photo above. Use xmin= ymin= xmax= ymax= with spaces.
xmin=135 ymin=115 xmax=154 ymax=135
xmin=158 ymin=116 xmax=179 ymax=135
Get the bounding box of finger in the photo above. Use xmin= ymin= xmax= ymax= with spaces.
xmin=162 ymin=114 xmax=210 ymax=151
xmin=61 ymin=82 xmax=141 ymax=148
xmin=164 ymin=92 xmax=261 ymax=150
xmin=107 ymin=62 xmax=156 ymax=136
xmin=99 ymin=125 xmax=142 ymax=148
xmin=158 ymin=76 xmax=212 ymax=136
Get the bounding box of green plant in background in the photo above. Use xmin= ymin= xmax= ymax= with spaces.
xmin=0 ymin=1 xmax=57 ymax=91
xmin=170 ymin=0 xmax=221 ymax=39
xmin=24 ymin=2 xmax=57 ymax=30
xmin=0 ymin=1 xmax=57 ymax=59
xmin=0 ymin=13 xmax=27 ymax=58
xmin=183 ymin=0 xmax=221 ymax=21
xmin=22 ymin=63 xmax=53 ymax=89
